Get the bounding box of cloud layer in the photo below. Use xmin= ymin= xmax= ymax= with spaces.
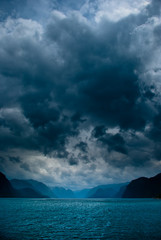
xmin=0 ymin=0 xmax=161 ymax=189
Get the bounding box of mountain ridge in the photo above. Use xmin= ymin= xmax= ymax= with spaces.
xmin=11 ymin=179 xmax=56 ymax=198
xmin=0 ymin=172 xmax=47 ymax=198
xmin=123 ymin=173 xmax=161 ymax=198
xmin=1 ymin=171 xmax=161 ymax=198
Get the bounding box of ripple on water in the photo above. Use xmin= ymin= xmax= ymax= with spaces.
xmin=0 ymin=198 xmax=161 ymax=239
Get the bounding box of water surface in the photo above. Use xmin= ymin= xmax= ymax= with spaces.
xmin=0 ymin=198 xmax=161 ymax=239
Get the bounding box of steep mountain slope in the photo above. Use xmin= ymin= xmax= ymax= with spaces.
xmin=87 ymin=183 xmax=128 ymax=198
xmin=0 ymin=172 xmax=16 ymax=197
xmin=0 ymin=172 xmax=48 ymax=198
xmin=123 ymin=173 xmax=161 ymax=198
xmin=11 ymin=179 xmax=56 ymax=198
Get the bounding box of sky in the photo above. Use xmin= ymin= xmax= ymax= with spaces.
xmin=0 ymin=0 xmax=161 ymax=190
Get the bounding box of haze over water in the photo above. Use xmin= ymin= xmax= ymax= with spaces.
xmin=1 ymin=198 xmax=161 ymax=240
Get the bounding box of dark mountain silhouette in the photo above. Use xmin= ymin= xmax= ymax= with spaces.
xmin=157 ymin=193 xmax=161 ymax=198
xmin=123 ymin=173 xmax=161 ymax=198
xmin=11 ymin=179 xmax=56 ymax=198
xmin=0 ymin=172 xmax=16 ymax=197
xmin=3 ymin=171 xmax=161 ymax=199
xmin=0 ymin=172 xmax=48 ymax=198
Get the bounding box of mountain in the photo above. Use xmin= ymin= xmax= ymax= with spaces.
xmin=74 ymin=188 xmax=91 ymax=198
xmin=122 ymin=173 xmax=161 ymax=198
xmin=52 ymin=187 xmax=75 ymax=198
xmin=3 ymin=171 xmax=161 ymax=199
xmin=11 ymin=179 xmax=56 ymax=198
xmin=10 ymin=179 xmax=33 ymax=189
xmin=0 ymin=172 xmax=48 ymax=198
xmin=87 ymin=183 xmax=128 ymax=198
xmin=115 ymin=185 xmax=127 ymax=198
xmin=157 ymin=193 xmax=161 ymax=198
xmin=0 ymin=172 xmax=16 ymax=197
xmin=18 ymin=187 xmax=48 ymax=198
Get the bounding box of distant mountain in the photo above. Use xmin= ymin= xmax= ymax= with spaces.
xmin=11 ymin=179 xmax=56 ymax=198
xmin=3 ymin=171 xmax=161 ymax=199
xmin=18 ymin=187 xmax=48 ymax=198
xmin=87 ymin=183 xmax=128 ymax=198
xmin=52 ymin=187 xmax=75 ymax=198
xmin=0 ymin=172 xmax=47 ymax=198
xmin=74 ymin=188 xmax=91 ymax=198
xmin=123 ymin=173 xmax=161 ymax=198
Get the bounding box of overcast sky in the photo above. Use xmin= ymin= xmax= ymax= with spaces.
xmin=0 ymin=0 xmax=161 ymax=190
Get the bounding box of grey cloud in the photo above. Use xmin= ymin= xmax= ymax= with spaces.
xmin=68 ymin=157 xmax=78 ymax=166
xmin=0 ymin=0 xmax=161 ymax=187
xmin=75 ymin=141 xmax=88 ymax=153
xmin=45 ymin=8 xmax=155 ymax=131
xmin=20 ymin=162 xmax=31 ymax=172
xmin=92 ymin=125 xmax=107 ymax=138
xmin=8 ymin=156 xmax=21 ymax=163
xmin=93 ymin=129 xmax=127 ymax=155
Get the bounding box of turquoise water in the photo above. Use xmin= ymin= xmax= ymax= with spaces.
xmin=0 ymin=198 xmax=161 ymax=240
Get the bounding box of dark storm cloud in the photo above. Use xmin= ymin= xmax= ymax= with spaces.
xmin=68 ymin=157 xmax=78 ymax=166
xmin=92 ymin=126 xmax=107 ymax=138
xmin=71 ymin=112 xmax=86 ymax=124
xmin=0 ymin=0 xmax=161 ymax=181
xmin=103 ymin=134 xmax=127 ymax=155
xmin=8 ymin=156 xmax=21 ymax=163
xmin=75 ymin=141 xmax=88 ymax=153
xmin=20 ymin=93 xmax=60 ymax=128
xmin=20 ymin=162 xmax=31 ymax=172
xmin=45 ymin=6 xmax=155 ymax=131
xmin=93 ymin=128 xmax=127 ymax=155
xmin=148 ymin=111 xmax=161 ymax=143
